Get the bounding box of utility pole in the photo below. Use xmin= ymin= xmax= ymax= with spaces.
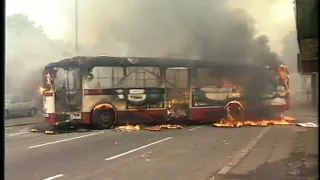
xmin=75 ymin=0 xmax=79 ymax=56
xmin=74 ymin=0 xmax=79 ymax=91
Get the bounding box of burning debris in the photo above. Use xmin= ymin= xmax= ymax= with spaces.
xmin=115 ymin=125 xmax=140 ymax=132
xmin=280 ymin=115 xmax=295 ymax=121
xmin=115 ymin=124 xmax=184 ymax=132
xmin=45 ymin=130 xmax=57 ymax=135
xmin=145 ymin=124 xmax=184 ymax=131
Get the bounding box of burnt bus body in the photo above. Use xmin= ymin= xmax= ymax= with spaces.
xmin=41 ymin=56 xmax=290 ymax=129
xmin=190 ymin=65 xmax=289 ymax=121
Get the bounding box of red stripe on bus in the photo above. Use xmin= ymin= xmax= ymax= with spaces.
xmin=191 ymin=107 xmax=223 ymax=121
xmin=83 ymin=89 xmax=103 ymax=95
xmin=82 ymin=112 xmax=91 ymax=124
xmin=45 ymin=113 xmax=56 ymax=125
xmin=43 ymin=92 xmax=54 ymax=96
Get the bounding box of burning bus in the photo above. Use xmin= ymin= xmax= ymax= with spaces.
xmin=40 ymin=56 xmax=290 ymax=129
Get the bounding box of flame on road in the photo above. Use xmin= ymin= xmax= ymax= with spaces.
xmin=280 ymin=115 xmax=295 ymax=121
xmin=145 ymin=124 xmax=184 ymax=131
xmin=115 ymin=124 xmax=184 ymax=132
xmin=213 ymin=100 xmax=295 ymax=128
xmin=213 ymin=118 xmax=295 ymax=128
xmin=115 ymin=125 xmax=140 ymax=132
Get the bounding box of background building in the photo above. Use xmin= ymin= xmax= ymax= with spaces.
xmin=294 ymin=0 xmax=318 ymax=108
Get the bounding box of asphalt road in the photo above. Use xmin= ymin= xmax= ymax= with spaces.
xmin=5 ymin=113 xmax=43 ymax=127
xmin=4 ymin=112 xmax=318 ymax=180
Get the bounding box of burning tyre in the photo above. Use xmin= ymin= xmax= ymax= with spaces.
xmin=224 ymin=101 xmax=245 ymax=121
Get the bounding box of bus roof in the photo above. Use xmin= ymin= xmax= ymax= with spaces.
xmin=44 ymin=56 xmax=276 ymax=70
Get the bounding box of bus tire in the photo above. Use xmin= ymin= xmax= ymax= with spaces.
xmin=91 ymin=109 xmax=116 ymax=129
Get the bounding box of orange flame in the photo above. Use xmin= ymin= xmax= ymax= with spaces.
xmin=38 ymin=87 xmax=46 ymax=95
xmin=145 ymin=124 xmax=184 ymax=131
xmin=280 ymin=114 xmax=295 ymax=121
xmin=279 ymin=64 xmax=289 ymax=88
xmin=116 ymin=125 xmax=140 ymax=132
xmin=213 ymin=100 xmax=295 ymax=128
xmin=213 ymin=118 xmax=295 ymax=128
xmin=115 ymin=124 xmax=184 ymax=132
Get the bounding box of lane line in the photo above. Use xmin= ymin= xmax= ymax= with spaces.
xmin=6 ymin=132 xmax=29 ymax=137
xmin=5 ymin=132 xmax=31 ymax=137
xmin=188 ymin=126 xmax=203 ymax=132
xmin=213 ymin=126 xmax=271 ymax=178
xmin=43 ymin=174 xmax=64 ymax=180
xmin=105 ymin=137 xmax=172 ymax=161
xmin=29 ymin=131 xmax=104 ymax=149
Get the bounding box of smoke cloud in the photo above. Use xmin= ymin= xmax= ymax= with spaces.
xmin=280 ymin=30 xmax=312 ymax=107
xmin=5 ymin=1 xmax=287 ymax=111
xmin=65 ymin=0 xmax=282 ymax=67
xmin=280 ymin=30 xmax=299 ymax=73
xmin=5 ymin=14 xmax=73 ymax=99
xmin=64 ymin=0 xmax=286 ymax=118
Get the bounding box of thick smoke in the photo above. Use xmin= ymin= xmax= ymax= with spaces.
xmin=280 ymin=30 xmax=312 ymax=106
xmin=65 ymin=0 xmax=284 ymax=117
xmin=66 ymin=0 xmax=282 ymax=67
xmin=280 ymin=31 xmax=299 ymax=73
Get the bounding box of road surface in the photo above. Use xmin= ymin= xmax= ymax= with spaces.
xmin=5 ymin=114 xmax=43 ymax=127
xmin=5 ymin=112 xmax=318 ymax=180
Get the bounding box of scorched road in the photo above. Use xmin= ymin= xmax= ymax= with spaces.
xmin=5 ymin=113 xmax=318 ymax=180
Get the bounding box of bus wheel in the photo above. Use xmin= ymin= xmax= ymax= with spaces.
xmin=92 ymin=109 xmax=116 ymax=129
xmin=226 ymin=104 xmax=244 ymax=121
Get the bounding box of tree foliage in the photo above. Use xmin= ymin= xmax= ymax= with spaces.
xmin=5 ymin=13 xmax=59 ymax=95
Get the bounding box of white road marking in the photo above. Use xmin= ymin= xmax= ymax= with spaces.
xmin=105 ymin=137 xmax=172 ymax=161
xmin=29 ymin=131 xmax=104 ymax=149
xmin=188 ymin=126 xmax=203 ymax=132
xmin=213 ymin=126 xmax=271 ymax=178
xmin=43 ymin=174 xmax=64 ymax=180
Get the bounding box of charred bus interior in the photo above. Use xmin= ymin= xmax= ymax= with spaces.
xmin=166 ymin=67 xmax=190 ymax=119
xmin=42 ymin=67 xmax=82 ymax=123
xmin=85 ymin=66 xmax=164 ymax=108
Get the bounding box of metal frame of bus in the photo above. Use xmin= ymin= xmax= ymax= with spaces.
xmin=41 ymin=56 xmax=290 ymax=128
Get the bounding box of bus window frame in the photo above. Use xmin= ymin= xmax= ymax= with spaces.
xmin=165 ymin=67 xmax=190 ymax=89
xmin=82 ymin=65 xmax=163 ymax=89
xmin=124 ymin=66 xmax=162 ymax=88
xmin=195 ymin=66 xmax=225 ymax=87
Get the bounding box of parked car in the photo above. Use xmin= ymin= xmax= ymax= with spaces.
xmin=4 ymin=94 xmax=38 ymax=119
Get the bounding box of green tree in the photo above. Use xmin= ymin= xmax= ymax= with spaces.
xmin=5 ymin=13 xmax=56 ymax=96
